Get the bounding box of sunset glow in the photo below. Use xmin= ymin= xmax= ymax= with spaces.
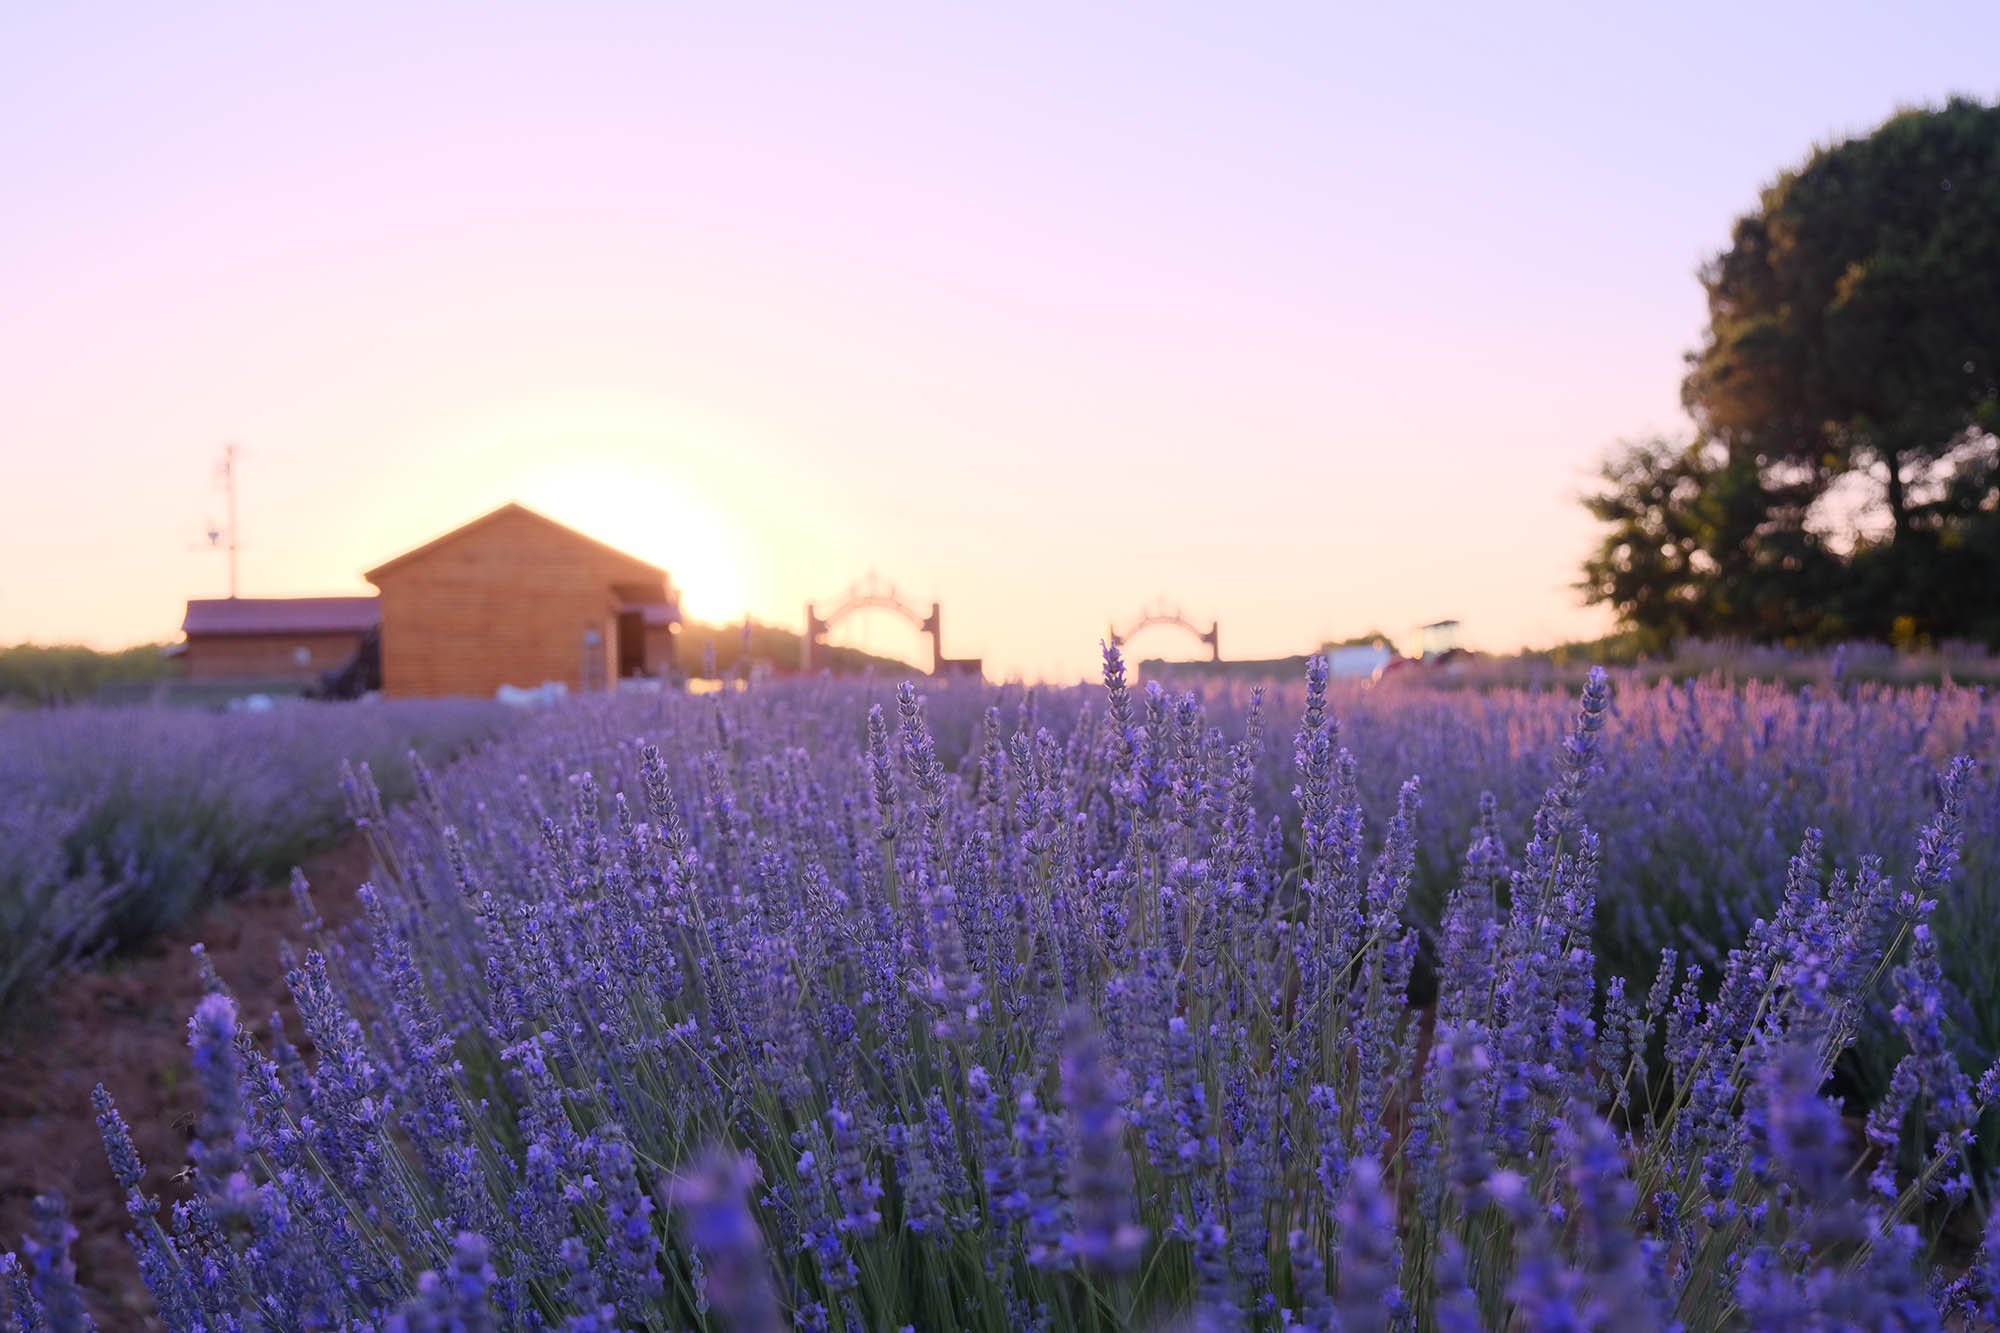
xmin=4 ymin=5 xmax=1996 ymax=680
xmin=7 ymin=12 xmax=2000 ymax=1321
xmin=493 ymin=399 xmax=761 ymax=624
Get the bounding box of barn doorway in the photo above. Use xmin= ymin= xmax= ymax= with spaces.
xmin=615 ymin=610 xmax=646 ymax=678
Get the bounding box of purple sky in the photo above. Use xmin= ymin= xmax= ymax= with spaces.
xmin=4 ymin=4 xmax=1995 ymax=680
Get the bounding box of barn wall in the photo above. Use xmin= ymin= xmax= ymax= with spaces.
xmin=372 ymin=507 xmax=664 ymax=698
xmin=185 ymin=631 xmax=367 ymax=681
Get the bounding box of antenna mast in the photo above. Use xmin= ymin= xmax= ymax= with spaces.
xmin=224 ymin=443 xmax=239 ymax=598
xmin=201 ymin=443 xmax=241 ymax=598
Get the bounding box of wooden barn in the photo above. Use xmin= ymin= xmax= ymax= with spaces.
xmin=179 ymin=597 xmax=380 ymax=681
xmin=363 ymin=502 xmax=681 ymax=698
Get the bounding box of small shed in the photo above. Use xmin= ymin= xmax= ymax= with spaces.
xmin=1419 ymin=620 xmax=1462 ymax=657
xmin=364 ymin=502 xmax=681 ymax=698
xmin=179 ymin=597 xmax=380 ymax=681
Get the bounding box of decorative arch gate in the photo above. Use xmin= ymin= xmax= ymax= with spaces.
xmin=1109 ymin=603 xmax=1220 ymax=662
xmin=804 ymin=575 xmax=981 ymax=677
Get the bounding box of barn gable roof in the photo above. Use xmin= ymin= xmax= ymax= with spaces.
xmin=362 ymin=502 xmax=670 ymax=588
xmin=182 ymin=597 xmax=381 ymax=636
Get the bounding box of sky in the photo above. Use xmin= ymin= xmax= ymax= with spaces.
xmin=3 ymin=3 xmax=1997 ymax=682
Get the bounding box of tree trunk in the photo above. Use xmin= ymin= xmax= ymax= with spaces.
xmin=1884 ymin=448 xmax=1909 ymax=543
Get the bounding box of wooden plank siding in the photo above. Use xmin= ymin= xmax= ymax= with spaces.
xmin=366 ymin=503 xmax=674 ymax=698
xmin=184 ymin=630 xmax=368 ymax=681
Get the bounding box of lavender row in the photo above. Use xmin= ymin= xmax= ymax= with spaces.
xmin=0 ymin=699 xmax=512 ymax=1019
xmin=16 ymin=657 xmax=2000 ymax=1330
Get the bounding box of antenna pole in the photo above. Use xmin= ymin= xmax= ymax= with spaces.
xmin=222 ymin=443 xmax=239 ymax=598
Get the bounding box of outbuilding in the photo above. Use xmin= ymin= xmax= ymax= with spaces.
xmin=179 ymin=597 xmax=380 ymax=681
xmin=363 ymin=502 xmax=681 ymax=698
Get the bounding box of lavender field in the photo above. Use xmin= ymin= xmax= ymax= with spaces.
xmin=8 ymin=655 xmax=2000 ymax=1330
xmin=0 ymin=700 xmax=511 ymax=1021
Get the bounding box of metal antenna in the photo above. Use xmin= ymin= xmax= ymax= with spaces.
xmin=196 ymin=443 xmax=242 ymax=597
xmin=221 ymin=443 xmax=240 ymax=598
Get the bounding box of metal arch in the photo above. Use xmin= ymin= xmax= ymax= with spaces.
xmin=820 ymin=592 xmax=936 ymax=632
xmin=1108 ymin=603 xmax=1221 ymax=662
xmin=804 ymin=575 xmax=948 ymax=675
xmin=820 ymin=578 xmax=935 ymax=634
xmin=1114 ymin=609 xmax=1205 ymax=642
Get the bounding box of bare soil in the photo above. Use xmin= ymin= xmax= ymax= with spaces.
xmin=0 ymin=837 xmax=378 ymax=1331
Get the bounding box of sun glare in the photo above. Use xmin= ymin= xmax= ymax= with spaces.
xmin=519 ymin=469 xmax=753 ymax=627
xmin=454 ymin=390 xmax=764 ymax=627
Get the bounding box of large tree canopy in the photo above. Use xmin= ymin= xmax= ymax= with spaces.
xmin=1683 ymin=96 xmax=2000 ymax=536
xmin=1584 ymin=98 xmax=2000 ymax=649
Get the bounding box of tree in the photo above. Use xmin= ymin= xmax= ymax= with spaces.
xmin=1578 ymin=438 xmax=1711 ymax=653
xmin=1578 ymin=437 xmax=1842 ymax=651
xmin=1682 ymin=97 xmax=2000 ymax=547
xmin=1584 ymin=98 xmax=2000 ymax=650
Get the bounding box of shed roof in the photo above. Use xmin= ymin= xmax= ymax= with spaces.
xmin=364 ymin=502 xmax=671 ymax=588
xmin=182 ymin=597 xmax=381 ymax=636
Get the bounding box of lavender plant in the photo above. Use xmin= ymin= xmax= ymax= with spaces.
xmin=0 ymin=699 xmax=510 ymax=1018
xmin=14 ymin=656 xmax=2000 ymax=1329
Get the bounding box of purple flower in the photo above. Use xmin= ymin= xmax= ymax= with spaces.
xmin=661 ymin=1147 xmax=783 ymax=1333
xmin=91 ymin=1085 xmax=145 ymax=1197
xmin=793 ymin=1148 xmax=857 ymax=1292
xmin=385 ymin=1233 xmax=497 ymax=1333
xmin=1015 ymin=1088 xmax=1069 ymax=1270
xmin=1332 ymin=1158 xmax=1402 ymax=1333
xmin=594 ymin=1128 xmax=663 ymax=1309
xmin=828 ymin=1104 xmax=883 ymax=1240
xmin=1057 ymin=1009 xmax=1146 ymax=1274
xmin=16 ymin=1193 xmax=93 ymax=1333
xmin=187 ymin=992 xmax=259 ymax=1225
xmin=866 ymin=705 xmax=897 ymax=839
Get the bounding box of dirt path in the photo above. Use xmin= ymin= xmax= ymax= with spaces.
xmin=0 ymin=836 xmax=379 ymax=1331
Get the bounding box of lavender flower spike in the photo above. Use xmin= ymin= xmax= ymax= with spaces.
xmin=662 ymin=1147 xmax=785 ymax=1333
xmin=187 ymin=990 xmax=258 ymax=1224
xmin=1058 ymin=1008 xmax=1147 ymax=1274
xmin=1332 ymin=1158 xmax=1403 ymax=1333
xmin=18 ymin=1192 xmax=95 ymax=1333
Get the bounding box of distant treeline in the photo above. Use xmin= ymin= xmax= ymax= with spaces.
xmin=1459 ymin=635 xmax=2000 ymax=692
xmin=1138 ymin=655 xmax=1316 ymax=684
xmin=0 ymin=643 xmax=179 ymax=706
xmin=677 ymin=619 xmax=919 ymax=679
xmin=0 ymin=625 xmax=921 ymax=709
